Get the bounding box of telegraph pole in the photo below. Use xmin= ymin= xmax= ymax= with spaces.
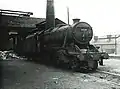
xmin=67 ymin=7 xmax=69 ymax=25
xmin=115 ymin=35 xmax=117 ymax=54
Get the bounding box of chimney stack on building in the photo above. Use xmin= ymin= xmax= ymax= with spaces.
xmin=46 ymin=0 xmax=55 ymax=30
xmin=94 ymin=36 xmax=98 ymax=41
xmin=107 ymin=35 xmax=112 ymax=41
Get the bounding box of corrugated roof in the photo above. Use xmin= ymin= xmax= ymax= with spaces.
xmin=0 ymin=15 xmax=66 ymax=29
xmin=0 ymin=15 xmax=45 ymax=28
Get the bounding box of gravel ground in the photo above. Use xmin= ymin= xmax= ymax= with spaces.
xmin=98 ymin=59 xmax=120 ymax=74
xmin=86 ymin=58 xmax=120 ymax=88
xmin=1 ymin=59 xmax=120 ymax=89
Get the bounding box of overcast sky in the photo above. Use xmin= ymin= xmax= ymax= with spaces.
xmin=0 ymin=0 xmax=120 ymax=36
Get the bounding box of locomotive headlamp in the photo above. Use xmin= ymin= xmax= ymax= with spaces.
xmin=80 ymin=49 xmax=87 ymax=53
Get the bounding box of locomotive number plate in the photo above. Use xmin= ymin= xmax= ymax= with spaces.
xmin=81 ymin=29 xmax=87 ymax=31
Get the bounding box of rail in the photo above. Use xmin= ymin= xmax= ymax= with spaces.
xmin=88 ymin=69 xmax=120 ymax=86
xmin=109 ymin=54 xmax=120 ymax=59
xmin=96 ymin=70 xmax=120 ymax=77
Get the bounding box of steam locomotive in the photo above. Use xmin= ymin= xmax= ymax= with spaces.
xmin=14 ymin=20 xmax=102 ymax=71
xmin=13 ymin=0 xmax=107 ymax=71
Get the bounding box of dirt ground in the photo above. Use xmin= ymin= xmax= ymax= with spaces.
xmin=1 ymin=59 xmax=120 ymax=89
xmin=99 ymin=58 xmax=120 ymax=74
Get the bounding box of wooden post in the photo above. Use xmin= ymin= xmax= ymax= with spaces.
xmin=115 ymin=35 xmax=117 ymax=54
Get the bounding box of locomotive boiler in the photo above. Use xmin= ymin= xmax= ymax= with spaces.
xmin=43 ymin=21 xmax=93 ymax=45
xmin=13 ymin=0 xmax=104 ymax=71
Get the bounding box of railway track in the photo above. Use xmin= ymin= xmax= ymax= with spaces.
xmin=96 ymin=70 xmax=120 ymax=77
xmin=87 ymin=69 xmax=120 ymax=86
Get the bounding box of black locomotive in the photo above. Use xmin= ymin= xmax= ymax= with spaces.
xmin=13 ymin=0 xmax=108 ymax=71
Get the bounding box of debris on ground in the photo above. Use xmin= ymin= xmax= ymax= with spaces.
xmin=0 ymin=50 xmax=27 ymax=60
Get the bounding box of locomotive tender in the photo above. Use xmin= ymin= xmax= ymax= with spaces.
xmin=14 ymin=0 xmax=105 ymax=71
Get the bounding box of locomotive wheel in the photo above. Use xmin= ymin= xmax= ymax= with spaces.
xmin=54 ymin=50 xmax=69 ymax=68
xmin=87 ymin=60 xmax=98 ymax=71
xmin=67 ymin=56 xmax=80 ymax=71
xmin=53 ymin=50 xmax=79 ymax=71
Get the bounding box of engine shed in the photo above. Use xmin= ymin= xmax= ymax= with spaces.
xmin=0 ymin=9 xmax=66 ymax=51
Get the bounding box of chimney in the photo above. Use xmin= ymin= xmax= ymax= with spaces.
xmin=73 ymin=18 xmax=80 ymax=24
xmin=46 ymin=0 xmax=55 ymax=30
xmin=107 ymin=35 xmax=112 ymax=41
xmin=107 ymin=35 xmax=112 ymax=39
xmin=94 ymin=36 xmax=98 ymax=42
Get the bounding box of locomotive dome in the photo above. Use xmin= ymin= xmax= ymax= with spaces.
xmin=72 ymin=21 xmax=93 ymax=44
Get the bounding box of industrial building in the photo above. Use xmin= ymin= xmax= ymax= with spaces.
xmin=0 ymin=9 xmax=66 ymax=50
xmin=91 ymin=35 xmax=120 ymax=54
